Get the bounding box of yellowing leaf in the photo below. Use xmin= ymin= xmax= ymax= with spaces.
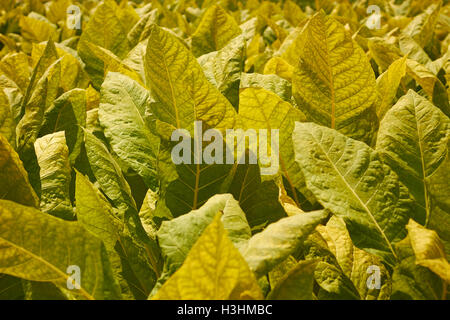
xmin=402 ymin=2 xmax=441 ymax=47
xmin=78 ymin=0 xmax=139 ymax=88
xmin=152 ymin=213 xmax=263 ymax=300
xmin=32 ymin=43 xmax=89 ymax=91
xmin=377 ymin=90 xmax=450 ymax=227
xmin=0 ymin=90 xmax=15 ymax=147
xmin=19 ymin=14 xmax=58 ymax=42
xmin=0 ymin=134 xmax=39 ymax=208
xmin=191 ymin=5 xmax=242 ymax=57
xmin=263 ymin=56 xmax=294 ymax=81
xmin=238 ymin=87 xmax=315 ymax=208
xmin=293 ymin=122 xmax=416 ymax=263
xmin=283 ymin=0 xmax=307 ymax=27
xmin=0 ymin=52 xmax=30 ymax=91
xmin=407 ymin=219 xmax=450 ymax=283
xmin=34 ymin=132 xmax=73 ymax=220
xmin=376 ymin=56 xmax=407 ymax=120
xmin=0 ymin=199 xmax=121 ymax=300
xmin=144 ymin=24 xmax=237 ymax=133
xmin=292 ymin=12 xmax=379 ymax=144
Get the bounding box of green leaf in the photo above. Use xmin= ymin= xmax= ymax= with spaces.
xmin=405 ymin=59 xmax=450 ymax=117
xmin=34 ymin=132 xmax=73 ymax=220
xmin=191 ymin=5 xmax=242 ymax=57
xmin=391 ymin=237 xmax=445 ymax=300
xmin=75 ymin=171 xmax=121 ymax=251
xmin=84 ymin=130 xmax=136 ymax=216
xmin=144 ymin=24 xmax=237 ymax=133
xmin=19 ymin=14 xmax=58 ymax=43
xmin=302 ymin=231 xmax=361 ymax=300
xmin=39 ymin=88 xmax=87 ymax=164
xmin=0 ymin=274 xmax=25 ymax=300
xmin=426 ymin=152 xmax=450 ymax=259
xmin=152 ymin=213 xmax=262 ymax=300
xmin=75 ymin=171 xmax=158 ymax=300
xmin=292 ymin=11 xmax=379 ymax=144
xmin=98 ymin=72 xmax=159 ymax=189
xmin=164 ymin=153 xmax=233 ymax=217
xmin=240 ymin=209 xmax=329 ymax=279
xmin=156 ymin=194 xmax=251 ymax=284
xmin=238 ymin=87 xmax=316 ymax=209
xmin=316 ymin=216 xmax=392 ymax=299
xmin=31 ymin=43 xmax=89 ymax=92
xmin=198 ymin=34 xmax=245 ymax=108
xmin=227 ymin=163 xmax=286 ymax=228
xmin=293 ymin=122 xmax=416 ymax=263
xmin=266 ymin=260 xmax=317 ymax=300
xmin=0 ymin=199 xmax=121 ymax=300
xmin=376 ymin=90 xmax=450 ymax=227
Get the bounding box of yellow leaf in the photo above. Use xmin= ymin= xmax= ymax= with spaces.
xmin=19 ymin=15 xmax=58 ymax=43
xmin=407 ymin=219 xmax=450 ymax=283
xmin=283 ymin=0 xmax=307 ymax=27
xmin=86 ymin=85 xmax=100 ymax=111
xmin=152 ymin=213 xmax=263 ymax=300
xmin=264 ymin=56 xmax=294 ymax=81
xmin=292 ymin=11 xmax=379 ymax=144
xmin=191 ymin=5 xmax=242 ymax=57
xmin=0 ymin=134 xmax=39 ymax=208
xmin=144 ymin=25 xmax=237 ymax=133
xmin=376 ymin=56 xmax=407 ymax=120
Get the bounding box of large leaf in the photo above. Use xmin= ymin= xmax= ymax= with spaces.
xmin=0 ymin=200 xmax=121 ymax=300
xmin=75 ymin=171 xmax=157 ymax=300
xmin=293 ymin=122 xmax=416 ymax=263
xmin=376 ymin=90 xmax=449 ymax=228
xmin=164 ymin=151 xmax=233 ymax=217
xmin=238 ymin=87 xmax=316 ymax=208
xmin=240 ymin=209 xmax=329 ymax=279
xmin=144 ymin=24 xmax=237 ymax=133
xmin=98 ymin=72 xmax=159 ymax=189
xmin=391 ymin=237 xmax=445 ymax=300
xmin=152 ymin=213 xmax=262 ymax=300
xmin=34 ymin=132 xmax=73 ymax=220
xmin=292 ymin=11 xmax=379 ymax=144
xmin=0 ymin=89 xmax=16 ymax=149
xmin=84 ymin=130 xmax=136 ymax=216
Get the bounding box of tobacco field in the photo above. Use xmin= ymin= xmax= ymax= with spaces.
xmin=0 ymin=0 xmax=449 ymax=300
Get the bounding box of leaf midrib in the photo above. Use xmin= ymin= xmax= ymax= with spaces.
xmin=0 ymin=236 xmax=95 ymax=300
xmin=310 ymin=128 xmax=398 ymax=259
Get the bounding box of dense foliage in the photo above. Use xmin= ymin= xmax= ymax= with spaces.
xmin=0 ymin=0 xmax=449 ymax=300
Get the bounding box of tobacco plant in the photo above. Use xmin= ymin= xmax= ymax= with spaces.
xmin=0 ymin=0 xmax=449 ymax=300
